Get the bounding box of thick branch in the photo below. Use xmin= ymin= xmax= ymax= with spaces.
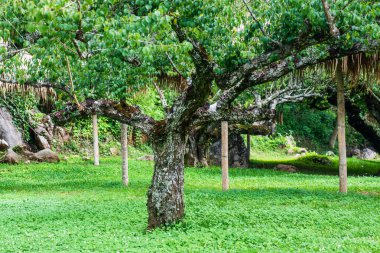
xmin=169 ymin=23 xmax=215 ymax=129
xmin=153 ymin=82 xmax=168 ymax=112
xmin=193 ymin=106 xmax=275 ymax=127
xmin=52 ymin=99 xmax=156 ymax=136
xmin=216 ymin=41 xmax=379 ymax=109
xmin=216 ymin=35 xmax=328 ymax=89
xmin=321 ymin=0 xmax=340 ymax=37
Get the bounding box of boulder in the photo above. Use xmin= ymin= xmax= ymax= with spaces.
xmin=348 ymin=148 xmax=361 ymax=157
xmin=12 ymin=145 xmax=31 ymax=155
xmin=35 ymin=133 xmax=51 ymax=150
xmin=137 ymin=155 xmax=154 ymax=161
xmin=110 ymin=147 xmax=119 ymax=156
xmin=33 ymin=149 xmax=60 ymax=163
xmin=285 ymin=136 xmax=296 ymax=147
xmin=0 ymin=139 xmax=9 ymax=151
xmin=358 ymin=148 xmax=377 ymax=160
xmin=209 ymin=134 xmax=248 ymax=168
xmin=325 ymin=151 xmax=335 ymax=156
xmin=0 ymin=107 xmax=24 ymax=148
xmin=276 ymin=164 xmax=298 ymax=173
xmin=287 ymin=149 xmax=295 ymax=155
xmin=299 ymin=148 xmax=307 ymax=154
xmin=2 ymin=149 xmax=20 ymax=164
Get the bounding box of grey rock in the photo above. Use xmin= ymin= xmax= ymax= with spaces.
xmin=209 ymin=134 xmax=248 ymax=168
xmin=0 ymin=107 xmax=24 ymax=148
xmin=358 ymin=148 xmax=377 ymax=160
xmin=109 ymin=147 xmax=119 ymax=156
xmin=276 ymin=164 xmax=298 ymax=173
xmin=2 ymin=149 xmax=20 ymax=164
xmin=0 ymin=139 xmax=9 ymax=151
xmin=33 ymin=149 xmax=60 ymax=163
xmin=137 ymin=155 xmax=154 ymax=161
xmin=348 ymin=148 xmax=361 ymax=157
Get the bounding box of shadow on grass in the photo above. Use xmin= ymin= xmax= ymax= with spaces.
xmin=250 ymin=154 xmax=380 ymax=176
xmin=0 ymin=179 xmax=150 ymax=194
xmin=187 ymin=186 xmax=380 ymax=202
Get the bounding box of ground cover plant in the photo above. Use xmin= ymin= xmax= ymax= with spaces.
xmin=0 ymin=158 xmax=379 ymax=252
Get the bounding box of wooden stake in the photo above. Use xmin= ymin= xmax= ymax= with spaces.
xmin=246 ymin=134 xmax=251 ymax=167
xmin=121 ymin=123 xmax=129 ymax=186
xmin=336 ymin=62 xmax=347 ymax=193
xmin=92 ymin=114 xmax=100 ymax=166
xmin=221 ymin=121 xmax=229 ymax=190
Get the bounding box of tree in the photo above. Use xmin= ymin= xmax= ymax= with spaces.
xmin=1 ymin=0 xmax=379 ymax=229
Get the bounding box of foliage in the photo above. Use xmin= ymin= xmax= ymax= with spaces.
xmin=70 ymin=116 xmax=121 ymax=142
xmin=276 ymin=104 xmax=367 ymax=152
xmin=248 ymin=134 xmax=289 ymax=152
xmin=1 ymin=0 xmax=379 ymax=105
xmin=0 ymin=158 xmax=379 ymax=252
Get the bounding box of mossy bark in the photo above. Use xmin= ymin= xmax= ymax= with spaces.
xmin=147 ymin=132 xmax=186 ymax=229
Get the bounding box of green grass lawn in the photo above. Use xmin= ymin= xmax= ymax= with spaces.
xmin=0 ymin=158 xmax=379 ymax=252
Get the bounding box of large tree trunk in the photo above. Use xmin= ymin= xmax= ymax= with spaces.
xmin=336 ymin=62 xmax=347 ymax=193
xmin=92 ymin=114 xmax=100 ymax=166
xmin=121 ymin=123 xmax=128 ymax=186
xmin=147 ymin=132 xmax=186 ymax=229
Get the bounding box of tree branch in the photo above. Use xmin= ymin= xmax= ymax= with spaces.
xmin=165 ymin=52 xmax=185 ymax=78
xmin=65 ymin=56 xmax=84 ymax=111
xmin=321 ymin=0 xmax=340 ymax=37
xmin=153 ymin=81 xmax=169 ymax=112
xmin=52 ymin=99 xmax=156 ymax=136
xmin=216 ymin=41 xmax=379 ymax=109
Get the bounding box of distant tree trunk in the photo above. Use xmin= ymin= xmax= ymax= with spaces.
xmin=336 ymin=62 xmax=347 ymax=193
xmin=329 ymin=119 xmax=338 ymax=149
xmin=121 ymin=123 xmax=128 ymax=186
xmin=246 ymin=134 xmax=251 ymax=166
xmin=92 ymin=114 xmax=100 ymax=166
xmin=147 ymin=132 xmax=186 ymax=229
xmin=221 ymin=121 xmax=229 ymax=190
xmin=278 ymin=112 xmax=284 ymax=125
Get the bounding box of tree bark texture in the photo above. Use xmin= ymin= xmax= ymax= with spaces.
xmin=147 ymin=132 xmax=186 ymax=229
xmin=121 ymin=123 xmax=129 ymax=186
xmin=92 ymin=114 xmax=100 ymax=166
xmin=336 ymin=62 xmax=347 ymax=193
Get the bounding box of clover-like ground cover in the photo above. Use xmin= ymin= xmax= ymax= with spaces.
xmin=0 ymin=158 xmax=379 ymax=252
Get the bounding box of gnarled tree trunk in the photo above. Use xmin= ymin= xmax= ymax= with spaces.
xmin=147 ymin=131 xmax=186 ymax=229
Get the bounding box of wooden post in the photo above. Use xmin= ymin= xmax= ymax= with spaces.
xmin=246 ymin=134 xmax=251 ymax=167
xmin=92 ymin=114 xmax=100 ymax=166
xmin=121 ymin=123 xmax=129 ymax=186
xmin=221 ymin=121 xmax=229 ymax=190
xmin=336 ymin=61 xmax=347 ymax=193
